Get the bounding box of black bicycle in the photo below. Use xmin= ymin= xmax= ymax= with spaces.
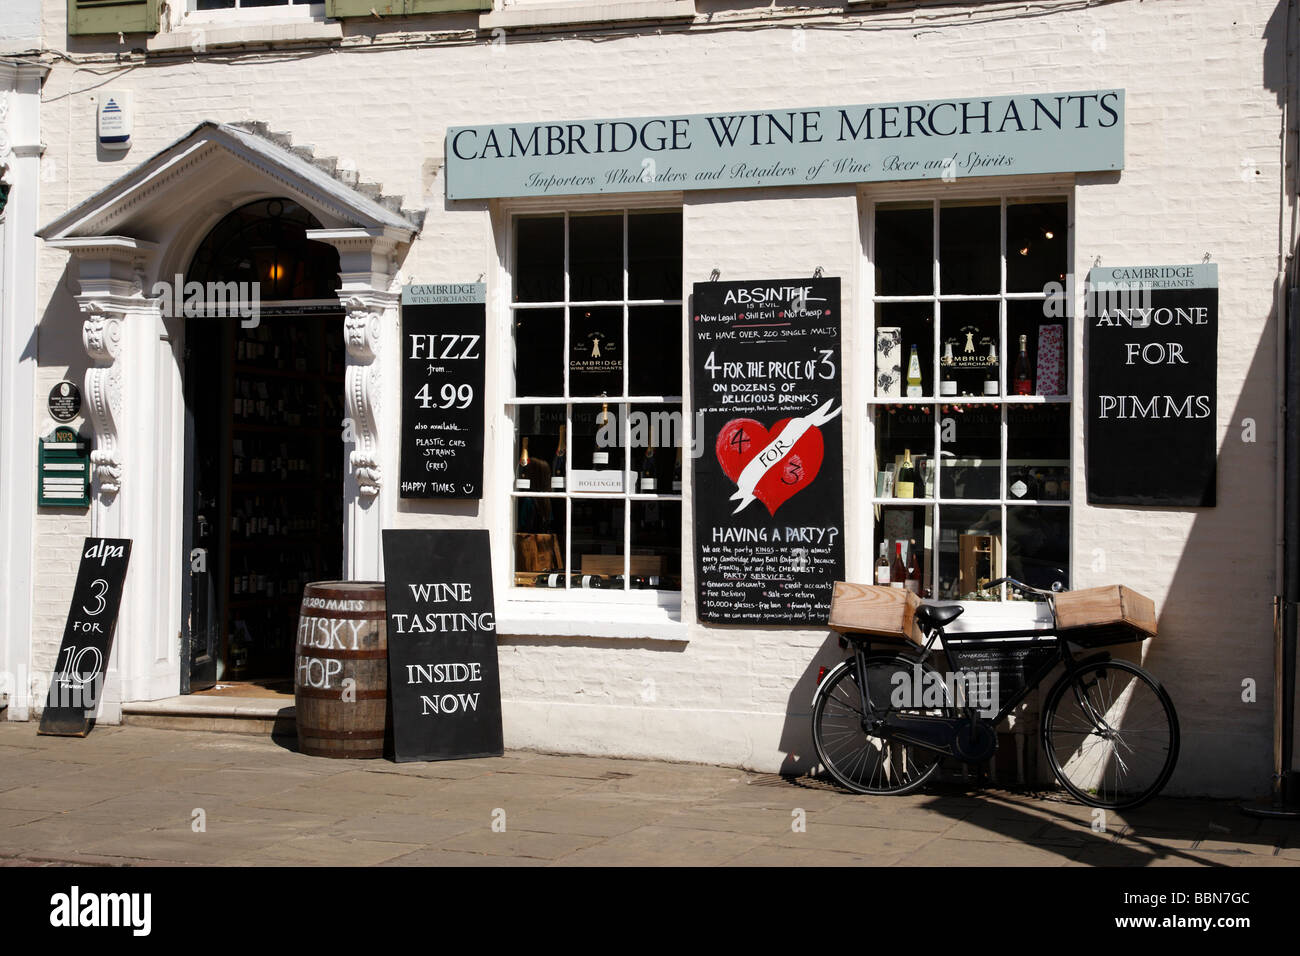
xmin=811 ymin=577 xmax=1179 ymax=809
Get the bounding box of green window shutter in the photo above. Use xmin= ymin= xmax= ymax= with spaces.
xmin=68 ymin=0 xmax=159 ymax=36
xmin=325 ymin=0 xmax=402 ymax=16
xmin=405 ymin=0 xmax=493 ymax=12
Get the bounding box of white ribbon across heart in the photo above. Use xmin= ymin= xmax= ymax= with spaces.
xmin=728 ymin=399 xmax=842 ymax=514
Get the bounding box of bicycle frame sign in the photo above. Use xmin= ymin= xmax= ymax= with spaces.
xmin=38 ymin=537 xmax=132 ymax=737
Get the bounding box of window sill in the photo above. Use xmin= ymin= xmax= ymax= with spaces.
xmin=147 ymin=20 xmax=342 ymax=53
xmin=497 ymin=601 xmax=688 ymax=641
xmin=480 ymin=0 xmax=695 ymax=30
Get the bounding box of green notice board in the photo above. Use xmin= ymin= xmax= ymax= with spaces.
xmin=38 ymin=427 xmax=90 ymax=507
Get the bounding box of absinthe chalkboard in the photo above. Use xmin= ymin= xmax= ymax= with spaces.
xmin=399 ymin=284 xmax=487 ymax=499
xmin=691 ymin=278 xmax=846 ymax=625
xmin=38 ymin=537 xmax=132 ymax=737
xmin=382 ymin=530 xmax=504 ymax=762
xmin=1086 ymin=265 xmax=1218 ymax=506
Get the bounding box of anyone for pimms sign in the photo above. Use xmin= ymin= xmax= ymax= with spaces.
xmin=1086 ymin=264 xmax=1218 ymax=507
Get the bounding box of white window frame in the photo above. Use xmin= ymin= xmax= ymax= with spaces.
xmin=493 ymin=195 xmax=688 ymax=625
xmin=184 ymin=0 xmax=326 ymax=25
xmin=859 ymin=177 xmax=1076 ymax=631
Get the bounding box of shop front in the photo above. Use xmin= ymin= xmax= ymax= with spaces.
xmin=11 ymin=0 xmax=1296 ymax=797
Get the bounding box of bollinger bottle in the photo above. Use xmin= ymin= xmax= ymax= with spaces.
xmin=551 ymin=425 xmax=567 ymax=491
xmin=516 ymin=436 xmax=532 ymax=491
xmin=591 ymin=403 xmax=611 ymax=469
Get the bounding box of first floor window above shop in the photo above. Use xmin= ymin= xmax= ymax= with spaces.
xmin=192 ymin=0 xmax=322 ymax=12
xmin=870 ymin=193 xmax=1072 ymax=603
xmin=508 ymin=209 xmax=684 ymax=599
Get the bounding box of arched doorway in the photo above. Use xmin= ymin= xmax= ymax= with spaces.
xmin=181 ymin=198 xmax=345 ymax=691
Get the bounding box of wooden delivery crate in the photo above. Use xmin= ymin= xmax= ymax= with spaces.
xmin=1053 ymin=584 xmax=1157 ymax=645
xmin=828 ymin=581 xmax=923 ymax=645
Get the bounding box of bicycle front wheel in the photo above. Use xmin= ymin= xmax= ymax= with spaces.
xmin=812 ymin=654 xmax=948 ymax=796
xmin=1041 ymin=658 xmax=1179 ymax=810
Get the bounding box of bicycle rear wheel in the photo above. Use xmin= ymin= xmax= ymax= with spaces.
xmin=812 ymin=654 xmax=948 ymax=796
xmin=1041 ymin=658 xmax=1179 ymax=810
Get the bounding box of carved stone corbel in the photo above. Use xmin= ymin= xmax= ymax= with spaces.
xmin=80 ymin=302 xmax=125 ymax=497
xmin=344 ymin=296 xmax=385 ymax=498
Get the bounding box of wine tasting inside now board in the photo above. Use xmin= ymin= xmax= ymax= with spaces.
xmin=1086 ymin=264 xmax=1218 ymax=506
xmin=691 ymin=277 xmax=846 ymax=625
xmin=38 ymin=538 xmax=132 ymax=737
xmin=381 ymin=529 xmax=503 ymax=762
xmin=399 ymin=284 xmax=487 ymax=499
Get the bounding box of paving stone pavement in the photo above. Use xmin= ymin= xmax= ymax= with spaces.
xmin=0 ymin=724 xmax=1296 ymax=867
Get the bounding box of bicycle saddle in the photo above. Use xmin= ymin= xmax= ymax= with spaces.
xmin=916 ymin=604 xmax=964 ymax=630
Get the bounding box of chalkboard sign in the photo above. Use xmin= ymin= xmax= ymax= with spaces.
xmin=381 ymin=529 xmax=503 ymax=762
xmin=1086 ymin=265 xmax=1218 ymax=506
xmin=399 ymin=284 xmax=487 ymax=499
xmin=691 ymin=277 xmax=846 ymax=625
xmin=38 ymin=537 xmax=132 ymax=737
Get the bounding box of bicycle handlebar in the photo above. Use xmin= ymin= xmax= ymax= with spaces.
xmin=983 ymin=576 xmax=1063 ymax=597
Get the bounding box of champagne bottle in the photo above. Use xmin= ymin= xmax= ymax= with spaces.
xmin=551 ymin=426 xmax=567 ymax=491
xmin=516 ymin=437 xmax=532 ymax=491
xmin=672 ymin=447 xmax=683 ymax=492
xmin=890 ymin=542 xmax=907 ymax=588
xmin=906 ymin=539 xmax=923 ymax=595
xmin=1013 ymin=334 xmax=1033 ymax=395
xmin=640 ymin=442 xmax=658 ymax=492
xmin=983 ymin=341 xmax=999 ymax=396
xmin=906 ymin=344 xmax=923 ymax=397
xmin=895 ymin=448 xmax=918 ymax=499
xmin=940 ymin=339 xmax=957 ymax=396
xmin=875 ymin=542 xmax=890 ymax=586
xmin=591 ymin=403 xmax=611 ymax=469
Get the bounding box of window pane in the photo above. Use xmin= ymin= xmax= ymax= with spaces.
xmin=513 ymin=405 xmax=567 ymax=493
xmin=628 ymin=212 xmax=682 ymax=301
xmin=874 ymin=203 xmax=932 ymax=295
xmin=196 ymin=0 xmax=236 ymax=8
xmin=514 ymin=216 xmax=564 ymax=302
xmin=939 ymin=404 xmax=1000 ymax=500
xmin=569 ymin=306 xmax=623 ymax=397
xmin=1006 ymin=506 xmax=1069 ymax=596
xmin=875 ymin=302 xmax=932 ymax=398
xmin=513 ymin=498 xmax=567 ymax=587
xmin=874 ymin=504 xmax=932 ymax=597
xmin=1007 ymin=405 xmax=1070 ymax=501
xmin=937 ymin=505 xmax=1000 ymax=599
xmin=572 ymin=498 xmax=626 ymax=587
xmin=629 ymin=305 xmax=681 ymax=396
xmin=513 ymin=308 xmax=563 ymax=397
xmin=1008 ymin=300 xmax=1067 ymax=397
xmin=569 ymin=214 xmax=623 ymax=301
xmin=939 ymin=300 xmax=999 ymax=398
xmin=1006 ymin=199 xmax=1068 ymax=292
xmin=939 ymin=202 xmax=999 ymax=295
xmin=874 ymin=405 xmax=933 ymax=500
xmin=632 ymin=500 xmax=681 ymax=590
xmin=630 ymin=403 xmax=682 ymax=494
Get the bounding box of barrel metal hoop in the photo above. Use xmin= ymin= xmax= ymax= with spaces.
xmin=295 ymin=646 xmax=388 ymax=660
xmin=298 ymin=607 xmax=388 ymax=621
xmin=295 ymin=687 xmax=388 ymax=700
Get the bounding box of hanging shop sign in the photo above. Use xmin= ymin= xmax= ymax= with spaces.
xmin=1086 ymin=264 xmax=1218 ymax=506
xmin=691 ymin=277 xmax=846 ymax=625
xmin=399 ymin=284 xmax=487 ymax=499
xmin=381 ymin=529 xmax=504 ymax=762
xmin=37 ymin=427 xmax=90 ymax=507
xmin=48 ymin=382 xmax=82 ymax=423
xmin=446 ymin=89 xmax=1124 ymax=200
xmin=38 ymin=538 xmax=132 ymax=737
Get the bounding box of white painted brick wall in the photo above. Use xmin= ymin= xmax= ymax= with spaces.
xmin=25 ymin=0 xmax=1291 ymax=794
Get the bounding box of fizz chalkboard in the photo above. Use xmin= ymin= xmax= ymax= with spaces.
xmin=1086 ymin=265 xmax=1218 ymax=506
xmin=399 ymin=284 xmax=487 ymax=499
xmin=38 ymin=537 xmax=132 ymax=737
xmin=382 ymin=529 xmax=503 ymax=762
xmin=690 ymin=277 xmax=846 ymax=625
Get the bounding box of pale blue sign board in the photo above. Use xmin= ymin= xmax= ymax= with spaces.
xmin=446 ymin=89 xmax=1124 ymax=200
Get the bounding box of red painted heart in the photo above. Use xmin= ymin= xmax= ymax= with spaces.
xmin=715 ymin=417 xmax=824 ymax=516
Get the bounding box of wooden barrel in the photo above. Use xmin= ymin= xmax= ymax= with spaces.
xmin=295 ymin=581 xmax=389 ymax=758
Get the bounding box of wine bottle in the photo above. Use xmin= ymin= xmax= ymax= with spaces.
xmin=895 ymin=448 xmax=918 ymax=499
xmin=672 ymin=447 xmax=683 ymax=492
xmin=640 ymin=442 xmax=658 ymax=492
xmin=591 ymin=403 xmax=611 ymax=469
xmin=875 ymin=542 xmax=890 ymax=586
xmin=515 ymin=437 xmax=532 ymax=491
xmin=1013 ymin=334 xmax=1033 ymax=395
xmin=551 ymin=426 xmax=566 ymax=491
xmin=906 ymin=540 xmax=923 ymax=595
xmin=940 ymin=339 xmax=957 ymax=396
xmin=906 ymin=345 xmax=923 ymax=397
xmin=890 ymin=542 xmax=907 ymax=588
xmin=983 ymin=341 xmax=999 ymax=396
